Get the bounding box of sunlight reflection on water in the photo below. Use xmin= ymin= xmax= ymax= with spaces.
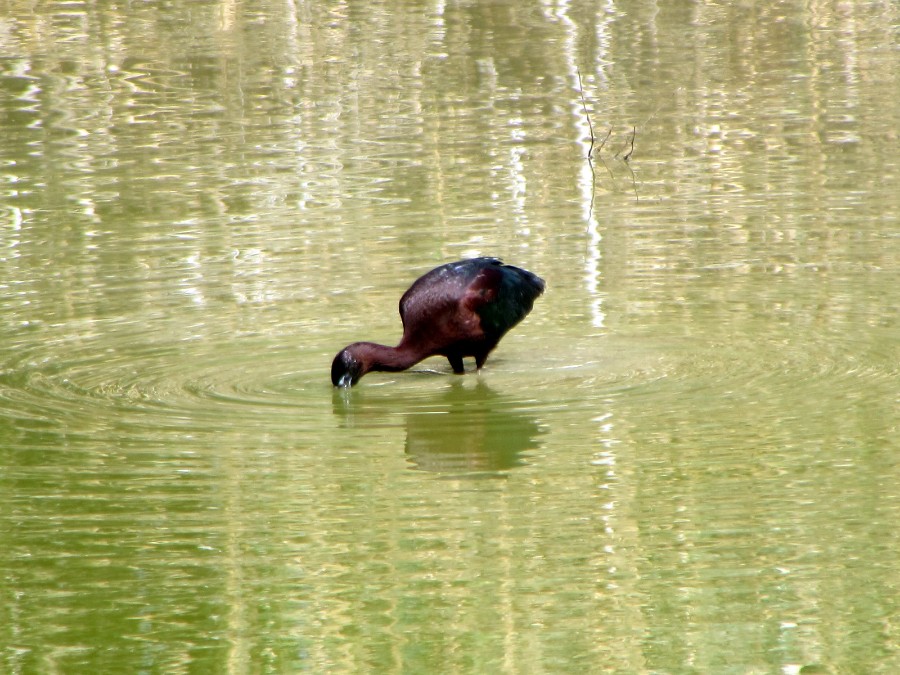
xmin=1 ymin=0 xmax=898 ymax=672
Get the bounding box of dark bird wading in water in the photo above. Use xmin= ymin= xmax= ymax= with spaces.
xmin=331 ymin=257 xmax=545 ymax=387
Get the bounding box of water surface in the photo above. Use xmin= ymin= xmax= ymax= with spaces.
xmin=1 ymin=1 xmax=898 ymax=672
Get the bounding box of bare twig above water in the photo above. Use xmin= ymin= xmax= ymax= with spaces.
xmin=576 ymin=68 xmax=597 ymax=218
xmin=616 ymin=126 xmax=636 ymax=161
xmin=598 ymin=127 xmax=612 ymax=153
xmin=576 ymin=68 xmax=594 ymax=161
xmin=576 ymin=69 xmax=640 ymax=204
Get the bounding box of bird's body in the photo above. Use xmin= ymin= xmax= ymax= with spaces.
xmin=331 ymin=258 xmax=544 ymax=387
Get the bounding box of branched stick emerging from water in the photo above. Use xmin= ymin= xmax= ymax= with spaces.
xmin=577 ymin=69 xmax=638 ymax=203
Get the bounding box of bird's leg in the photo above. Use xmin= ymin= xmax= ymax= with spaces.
xmin=447 ymin=354 xmax=465 ymax=374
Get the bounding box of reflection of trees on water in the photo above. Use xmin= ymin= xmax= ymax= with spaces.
xmin=2 ymin=0 xmax=893 ymax=339
xmin=3 ymin=3 xmax=897 ymax=672
xmin=333 ymin=379 xmax=543 ymax=474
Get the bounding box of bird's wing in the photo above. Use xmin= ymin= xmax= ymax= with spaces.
xmin=398 ymin=270 xmax=462 ymax=330
xmin=461 ymin=265 xmax=502 ymax=313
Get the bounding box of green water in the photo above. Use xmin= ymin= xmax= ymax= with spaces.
xmin=1 ymin=1 xmax=897 ymax=672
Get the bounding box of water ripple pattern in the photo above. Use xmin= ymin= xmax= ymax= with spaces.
xmin=0 ymin=318 xmax=326 ymax=441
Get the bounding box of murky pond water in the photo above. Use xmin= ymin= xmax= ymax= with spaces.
xmin=1 ymin=1 xmax=898 ymax=672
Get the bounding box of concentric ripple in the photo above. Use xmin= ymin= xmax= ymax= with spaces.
xmin=0 ymin=320 xmax=329 ymax=444
xmin=1 ymin=308 xmax=895 ymax=456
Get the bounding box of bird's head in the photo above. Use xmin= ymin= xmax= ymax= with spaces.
xmin=331 ymin=345 xmax=368 ymax=387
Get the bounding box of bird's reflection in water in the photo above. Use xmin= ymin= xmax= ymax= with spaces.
xmin=332 ymin=379 xmax=543 ymax=475
xmin=404 ymin=380 xmax=543 ymax=474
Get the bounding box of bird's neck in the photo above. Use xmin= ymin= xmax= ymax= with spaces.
xmin=356 ymin=342 xmax=424 ymax=373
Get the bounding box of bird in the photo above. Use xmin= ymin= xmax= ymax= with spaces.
xmin=331 ymin=257 xmax=545 ymax=387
